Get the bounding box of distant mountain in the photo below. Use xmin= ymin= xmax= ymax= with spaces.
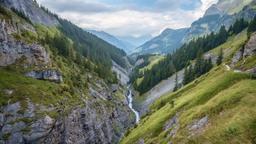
xmin=134 ymin=0 xmax=255 ymax=55
xmin=134 ymin=28 xmax=189 ymax=55
xmin=118 ymin=35 xmax=153 ymax=48
xmin=183 ymin=0 xmax=254 ymax=42
xmin=86 ymin=30 xmax=136 ymax=54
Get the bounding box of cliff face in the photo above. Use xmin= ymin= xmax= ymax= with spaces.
xmin=0 ymin=18 xmax=50 ymax=67
xmin=183 ymin=0 xmax=256 ymax=42
xmin=0 ymin=2 xmax=135 ymax=144
xmin=0 ymin=0 xmax=59 ymax=26
xmin=0 ymin=81 xmax=134 ymax=144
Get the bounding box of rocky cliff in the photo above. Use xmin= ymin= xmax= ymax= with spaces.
xmin=0 ymin=0 xmax=59 ymax=26
xmin=0 ymin=80 xmax=134 ymax=144
xmin=0 ymin=18 xmax=50 ymax=67
xmin=0 ymin=2 xmax=135 ymax=144
xmin=183 ymin=0 xmax=256 ymax=42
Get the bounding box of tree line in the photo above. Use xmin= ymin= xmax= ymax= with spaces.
xmin=133 ymin=18 xmax=252 ymax=94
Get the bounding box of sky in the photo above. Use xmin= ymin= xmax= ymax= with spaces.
xmin=37 ymin=0 xmax=218 ymax=38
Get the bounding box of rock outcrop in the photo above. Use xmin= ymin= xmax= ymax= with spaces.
xmin=0 ymin=1 xmax=135 ymax=144
xmin=0 ymin=82 xmax=135 ymax=144
xmin=244 ymin=32 xmax=256 ymax=57
xmin=188 ymin=116 xmax=208 ymax=136
xmin=0 ymin=19 xmax=50 ymax=67
xmin=231 ymin=32 xmax=256 ymax=68
xmin=44 ymin=99 xmax=133 ymax=144
xmin=25 ymin=70 xmax=63 ymax=83
xmin=0 ymin=0 xmax=59 ymax=26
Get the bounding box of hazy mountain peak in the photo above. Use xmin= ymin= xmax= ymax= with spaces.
xmin=86 ymin=30 xmax=136 ymax=54
xmin=134 ymin=28 xmax=189 ymax=55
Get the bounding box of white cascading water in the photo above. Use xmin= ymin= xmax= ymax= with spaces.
xmin=127 ymin=90 xmax=140 ymax=123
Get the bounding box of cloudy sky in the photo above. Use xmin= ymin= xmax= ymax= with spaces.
xmin=37 ymin=0 xmax=217 ymax=38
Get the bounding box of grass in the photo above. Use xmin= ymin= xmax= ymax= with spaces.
xmin=136 ymin=55 xmax=164 ymax=86
xmin=139 ymin=55 xmax=165 ymax=73
xmin=226 ymin=0 xmax=253 ymax=15
xmin=121 ymin=65 xmax=256 ymax=144
xmin=0 ymin=68 xmax=60 ymax=106
xmin=235 ymin=55 xmax=256 ymax=70
xmin=210 ymin=30 xmax=248 ymax=62
xmin=2 ymin=133 xmax=11 ymax=140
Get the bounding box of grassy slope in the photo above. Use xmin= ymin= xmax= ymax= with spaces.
xmin=226 ymin=0 xmax=253 ymax=15
xmin=0 ymin=8 xmax=127 ymax=120
xmin=210 ymin=30 xmax=248 ymax=62
xmin=121 ymin=31 xmax=256 ymax=144
xmin=139 ymin=55 xmax=165 ymax=73
xmin=136 ymin=55 xmax=165 ymax=86
xmin=122 ymin=65 xmax=256 ymax=144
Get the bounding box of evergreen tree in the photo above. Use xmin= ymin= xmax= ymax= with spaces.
xmin=183 ymin=67 xmax=189 ymax=85
xmin=132 ymin=19 xmax=249 ymax=94
xmin=248 ymin=16 xmax=256 ymax=35
xmin=218 ymin=26 xmax=228 ymax=44
xmin=216 ymin=48 xmax=223 ymax=65
xmin=230 ymin=18 xmax=249 ymax=34
xmin=173 ymin=72 xmax=179 ymax=92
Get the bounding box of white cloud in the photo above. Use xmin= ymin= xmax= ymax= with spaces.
xmin=38 ymin=0 xmax=218 ymax=37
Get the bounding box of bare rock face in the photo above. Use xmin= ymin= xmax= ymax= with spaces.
xmin=188 ymin=116 xmax=208 ymax=136
xmin=25 ymin=70 xmax=63 ymax=83
xmin=45 ymin=100 xmax=133 ymax=144
xmin=231 ymin=32 xmax=256 ymax=68
xmin=244 ymin=32 xmax=256 ymax=58
xmin=231 ymin=48 xmax=244 ymax=67
xmin=0 ymin=19 xmax=50 ymax=67
xmin=164 ymin=114 xmax=179 ymax=138
xmin=0 ymin=81 xmax=134 ymax=144
xmin=0 ymin=0 xmax=59 ymax=26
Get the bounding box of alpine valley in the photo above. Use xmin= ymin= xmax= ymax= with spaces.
xmin=0 ymin=0 xmax=256 ymax=144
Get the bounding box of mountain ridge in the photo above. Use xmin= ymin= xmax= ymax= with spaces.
xmin=86 ymin=29 xmax=136 ymax=54
xmin=134 ymin=0 xmax=255 ymax=55
xmin=134 ymin=28 xmax=189 ymax=55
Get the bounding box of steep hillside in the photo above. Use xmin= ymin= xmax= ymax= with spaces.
xmin=121 ymin=23 xmax=256 ymax=144
xmin=0 ymin=0 xmax=59 ymax=26
xmin=0 ymin=2 xmax=135 ymax=144
xmin=135 ymin=28 xmax=188 ymax=55
xmin=122 ymin=66 xmax=256 ymax=144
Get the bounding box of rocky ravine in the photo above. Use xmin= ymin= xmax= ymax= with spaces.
xmin=0 ymin=83 xmax=135 ymax=144
xmin=0 ymin=7 xmax=135 ymax=144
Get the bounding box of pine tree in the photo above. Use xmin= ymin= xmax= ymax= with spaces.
xmin=183 ymin=67 xmax=189 ymax=85
xmin=216 ymin=48 xmax=223 ymax=65
xmin=173 ymin=72 xmax=179 ymax=92
xmin=218 ymin=26 xmax=228 ymax=44
xmin=248 ymin=16 xmax=256 ymax=35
